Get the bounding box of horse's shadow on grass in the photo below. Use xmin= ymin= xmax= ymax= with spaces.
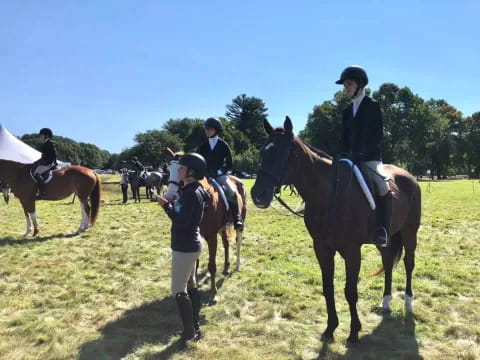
xmin=0 ymin=232 xmax=78 ymax=247
xmin=78 ymin=293 xmax=210 ymax=360
xmin=317 ymin=313 xmax=421 ymax=360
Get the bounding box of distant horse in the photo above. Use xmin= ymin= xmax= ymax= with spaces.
xmin=164 ymin=148 xmax=247 ymax=302
xmin=0 ymin=180 xmax=10 ymax=204
xmin=0 ymin=160 xmax=101 ymax=236
xmin=127 ymin=171 xmax=163 ymax=202
xmin=251 ymin=117 xmax=421 ymax=343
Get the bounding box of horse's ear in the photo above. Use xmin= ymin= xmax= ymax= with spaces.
xmin=264 ymin=119 xmax=274 ymax=135
xmin=284 ymin=116 xmax=293 ymax=134
xmin=165 ymin=147 xmax=175 ymax=158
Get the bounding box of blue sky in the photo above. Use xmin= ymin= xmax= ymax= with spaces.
xmin=1 ymin=1 xmax=478 ymax=153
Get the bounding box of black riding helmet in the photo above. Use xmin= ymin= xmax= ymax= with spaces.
xmin=335 ymin=66 xmax=369 ymax=87
xmin=204 ymin=117 xmax=222 ymax=133
xmin=179 ymin=153 xmax=207 ymax=180
xmin=39 ymin=128 xmax=53 ymax=138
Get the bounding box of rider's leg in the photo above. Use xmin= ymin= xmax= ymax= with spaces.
xmin=33 ymin=164 xmax=51 ymax=197
xmin=363 ymin=161 xmax=390 ymax=247
xmin=216 ymin=175 xmax=243 ymax=230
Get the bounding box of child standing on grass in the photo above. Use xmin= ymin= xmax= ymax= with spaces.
xmin=156 ymin=153 xmax=208 ymax=347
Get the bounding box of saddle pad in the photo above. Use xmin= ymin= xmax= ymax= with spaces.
xmin=209 ymin=178 xmax=230 ymax=211
xmin=338 ymin=159 xmax=376 ymax=210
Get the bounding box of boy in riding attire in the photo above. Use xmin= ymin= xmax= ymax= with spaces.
xmin=157 ymin=153 xmax=208 ymax=347
xmin=197 ymin=117 xmax=243 ymax=230
xmin=335 ymin=66 xmax=392 ymax=247
xmin=32 ymin=128 xmax=58 ymax=196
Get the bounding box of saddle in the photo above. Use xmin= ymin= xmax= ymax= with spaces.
xmin=30 ymin=165 xmax=60 ymax=185
xmin=338 ymin=159 xmax=390 ymax=211
xmin=208 ymin=177 xmax=230 ymax=211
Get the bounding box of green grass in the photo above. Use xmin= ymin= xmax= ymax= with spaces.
xmin=0 ymin=177 xmax=479 ymax=359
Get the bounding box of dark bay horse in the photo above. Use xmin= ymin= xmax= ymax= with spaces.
xmin=0 ymin=160 xmax=101 ymax=236
xmin=164 ymin=148 xmax=247 ymax=302
xmin=251 ymin=117 xmax=421 ymax=343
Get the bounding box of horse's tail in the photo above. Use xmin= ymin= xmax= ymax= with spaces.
xmin=90 ymin=173 xmax=101 ymax=226
xmin=369 ymin=232 xmax=403 ymax=277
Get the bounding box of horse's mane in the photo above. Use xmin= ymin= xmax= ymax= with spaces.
xmin=294 ymin=137 xmax=333 ymax=162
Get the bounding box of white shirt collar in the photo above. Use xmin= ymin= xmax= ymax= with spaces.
xmin=352 ymin=89 xmax=366 ymax=117
xmin=208 ymin=136 xmax=219 ymax=150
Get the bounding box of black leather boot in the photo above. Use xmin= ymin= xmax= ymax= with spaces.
xmin=36 ymin=175 xmax=47 ymax=197
xmin=187 ymin=288 xmax=202 ymax=338
xmin=175 ymin=292 xmax=197 ymax=346
xmin=374 ymin=191 xmax=392 ymax=247
xmin=228 ymin=200 xmax=243 ymax=230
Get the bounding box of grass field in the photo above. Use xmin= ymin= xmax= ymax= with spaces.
xmin=0 ymin=177 xmax=479 ymax=360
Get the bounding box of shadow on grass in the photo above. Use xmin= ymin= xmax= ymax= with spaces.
xmin=78 ymin=293 xmax=209 ymax=360
xmin=317 ymin=313 xmax=421 ymax=360
xmin=0 ymin=232 xmax=78 ymax=247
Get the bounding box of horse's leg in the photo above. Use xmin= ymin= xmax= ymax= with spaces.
xmin=316 ymin=246 xmax=338 ymax=342
xmin=379 ymin=234 xmax=401 ymax=312
xmin=77 ymin=199 xmax=88 ymax=233
xmin=206 ymin=233 xmax=218 ymax=304
xmin=344 ymin=246 xmax=362 ymax=343
xmin=402 ymin=228 xmax=417 ymax=312
xmin=23 ymin=212 xmax=33 ymax=236
xmin=221 ymin=228 xmax=230 ymax=275
xmin=20 ymin=198 xmax=37 ymax=236
xmin=235 ymin=229 xmax=243 ymax=271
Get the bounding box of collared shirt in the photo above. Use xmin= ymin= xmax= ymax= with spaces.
xmin=208 ymin=136 xmax=219 ymax=150
xmin=352 ymin=89 xmax=366 ymax=117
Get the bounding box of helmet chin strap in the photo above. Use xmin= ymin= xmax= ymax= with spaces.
xmin=351 ymin=84 xmax=364 ymax=99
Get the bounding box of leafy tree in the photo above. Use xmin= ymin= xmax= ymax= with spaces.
xmin=226 ymin=94 xmax=269 ymax=149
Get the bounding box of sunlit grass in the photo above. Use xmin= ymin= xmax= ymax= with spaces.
xmin=0 ymin=177 xmax=479 ymax=359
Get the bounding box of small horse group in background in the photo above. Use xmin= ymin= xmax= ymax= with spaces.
xmin=127 ymin=169 xmax=164 ymax=203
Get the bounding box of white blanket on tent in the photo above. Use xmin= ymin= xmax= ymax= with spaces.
xmin=0 ymin=124 xmax=70 ymax=167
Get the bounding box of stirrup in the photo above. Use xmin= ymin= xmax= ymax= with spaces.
xmin=373 ymin=227 xmax=388 ymax=248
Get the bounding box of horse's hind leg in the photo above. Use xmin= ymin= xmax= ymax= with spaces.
xmin=221 ymin=228 xmax=230 ymax=275
xmin=77 ymin=199 xmax=90 ymax=233
xmin=402 ymin=228 xmax=417 ymax=312
xmin=379 ymin=233 xmax=402 ymax=312
xmin=206 ymin=233 xmax=218 ymax=304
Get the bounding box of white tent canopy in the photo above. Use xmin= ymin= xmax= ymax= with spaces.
xmin=0 ymin=124 xmax=70 ymax=166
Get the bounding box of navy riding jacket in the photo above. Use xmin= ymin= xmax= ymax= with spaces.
xmin=197 ymin=138 xmax=233 ymax=177
xmin=341 ymin=95 xmax=383 ymax=162
xmin=163 ymin=181 xmax=208 ymax=252
xmin=39 ymin=139 xmax=57 ymax=165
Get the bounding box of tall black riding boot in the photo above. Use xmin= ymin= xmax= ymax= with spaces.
xmin=175 ymin=292 xmax=196 ymax=345
xmin=36 ymin=175 xmax=46 ymax=197
xmin=228 ymin=200 xmax=243 ymax=230
xmin=374 ymin=191 xmax=392 ymax=247
xmin=187 ymin=288 xmax=202 ymax=337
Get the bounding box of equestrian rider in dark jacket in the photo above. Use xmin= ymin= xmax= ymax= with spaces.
xmin=336 ymin=66 xmax=392 ymax=247
xmin=197 ymin=117 xmax=243 ymax=230
xmin=157 ymin=153 xmax=208 ymax=346
xmin=32 ymin=128 xmax=58 ymax=196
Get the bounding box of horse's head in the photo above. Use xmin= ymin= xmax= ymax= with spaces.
xmin=164 ymin=148 xmax=185 ymax=201
xmin=251 ymin=116 xmax=295 ymax=208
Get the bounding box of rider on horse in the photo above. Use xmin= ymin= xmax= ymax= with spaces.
xmin=197 ymin=117 xmax=243 ymax=230
xmin=336 ymin=65 xmax=392 ymax=247
xmin=128 ymin=157 xmax=146 ymax=179
xmin=32 ymin=128 xmax=58 ymax=196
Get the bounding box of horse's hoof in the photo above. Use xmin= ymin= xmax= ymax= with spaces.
xmin=320 ymin=333 xmax=334 ymax=343
xmin=209 ymin=297 xmax=218 ymax=306
xmin=33 ymin=230 xmax=39 ymax=237
xmin=222 ymin=270 xmax=230 ymax=276
xmin=346 ymin=334 xmax=359 ymax=345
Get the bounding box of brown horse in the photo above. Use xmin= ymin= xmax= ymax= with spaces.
xmin=164 ymin=149 xmax=247 ymax=302
xmin=251 ymin=117 xmax=421 ymax=343
xmin=0 ymin=160 xmax=101 ymax=236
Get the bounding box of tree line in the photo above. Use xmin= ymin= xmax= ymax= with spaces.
xmin=21 ymin=87 xmax=480 ymax=178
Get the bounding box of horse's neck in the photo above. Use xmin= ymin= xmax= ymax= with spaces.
xmin=290 ymin=143 xmax=333 ymax=214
